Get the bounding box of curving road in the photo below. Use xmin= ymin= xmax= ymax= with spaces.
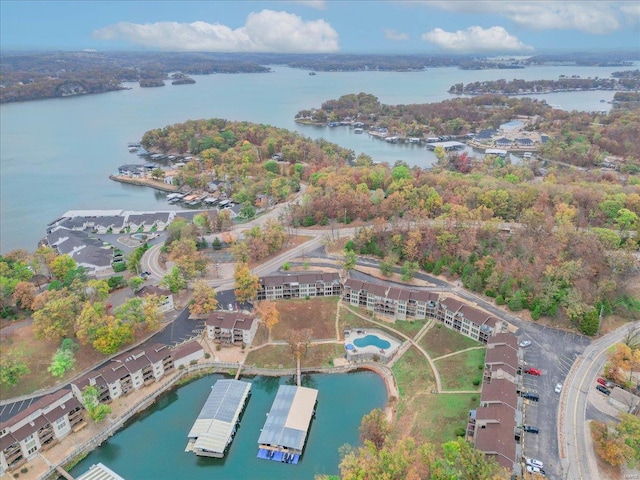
xmin=560 ymin=322 xmax=640 ymax=480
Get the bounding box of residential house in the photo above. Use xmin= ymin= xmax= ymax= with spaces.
xmin=0 ymin=390 xmax=86 ymax=475
xmin=515 ymin=137 xmax=534 ymax=147
xmin=135 ymin=285 xmax=174 ymax=313
xmin=499 ymin=120 xmax=524 ymax=131
xmin=125 ymin=212 xmax=171 ymax=232
xmin=257 ymin=273 xmax=342 ymax=301
xmin=494 ymin=137 xmax=513 ymax=148
xmin=45 ymin=228 xmax=115 ymax=274
xmin=205 ymin=312 xmax=258 ymax=346
xmin=93 ymin=216 xmax=126 ymax=235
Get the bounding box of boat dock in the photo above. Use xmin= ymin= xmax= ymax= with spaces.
xmin=257 ymin=385 xmax=318 ymax=464
xmin=186 ymin=379 xmax=252 ymax=458
xmin=425 ymin=140 xmax=466 ymax=151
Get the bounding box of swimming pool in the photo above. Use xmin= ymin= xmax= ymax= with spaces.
xmin=353 ymin=335 xmax=391 ymax=350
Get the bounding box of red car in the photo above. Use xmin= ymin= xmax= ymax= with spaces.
xmin=524 ymin=367 xmax=542 ymax=376
xmin=597 ymin=378 xmax=607 ymax=386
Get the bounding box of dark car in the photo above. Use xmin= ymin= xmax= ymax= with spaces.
xmin=523 ymin=425 xmax=539 ymax=434
xmin=521 ymin=392 xmax=539 ymax=401
xmin=596 ymin=385 xmax=611 ymax=395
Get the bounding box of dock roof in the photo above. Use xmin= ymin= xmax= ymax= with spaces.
xmin=188 ymin=379 xmax=252 ymax=455
xmin=258 ymin=385 xmax=318 ymax=451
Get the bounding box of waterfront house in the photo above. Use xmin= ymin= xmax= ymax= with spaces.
xmin=45 ymin=228 xmax=115 ymax=274
xmin=494 ymin=137 xmax=512 ymax=148
xmin=172 ymin=340 xmax=205 ymax=369
xmin=94 ymin=216 xmax=126 ymax=234
xmin=0 ymin=390 xmax=86 ymax=475
xmin=125 ymin=212 xmax=172 ymax=232
xmin=257 ymin=272 xmax=342 ymax=301
xmin=474 ymin=129 xmax=497 ymax=141
xmin=135 ymin=285 xmax=174 ymax=313
xmin=205 ymin=312 xmax=258 ymax=346
xmin=515 ymin=137 xmax=534 ymax=147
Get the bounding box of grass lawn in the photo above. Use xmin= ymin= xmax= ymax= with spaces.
xmin=245 ymin=342 xmax=344 ymax=369
xmin=391 ymin=346 xmax=436 ymax=398
xmin=393 ymin=319 xmax=426 ymax=338
xmin=435 ymin=348 xmax=486 ymax=391
xmin=402 ymin=393 xmax=479 ymax=445
xmin=252 ymin=323 xmax=269 ymax=346
xmin=271 ymin=297 xmax=338 ymax=340
xmin=419 ymin=323 xmax=482 ymax=358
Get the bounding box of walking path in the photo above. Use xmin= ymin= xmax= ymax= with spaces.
xmin=343 ymin=305 xmax=443 ymax=392
xmin=431 ymin=345 xmax=486 ymax=362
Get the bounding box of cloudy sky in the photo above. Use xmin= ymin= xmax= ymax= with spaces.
xmin=2 ymin=0 xmax=639 ymax=54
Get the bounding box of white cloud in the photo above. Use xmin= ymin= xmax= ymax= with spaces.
xmin=418 ymin=1 xmax=625 ymax=34
xmin=384 ymin=29 xmax=410 ymax=41
xmin=93 ymin=10 xmax=339 ymax=52
xmin=422 ymin=26 xmax=533 ymax=52
xmin=288 ymin=0 xmax=326 ymax=9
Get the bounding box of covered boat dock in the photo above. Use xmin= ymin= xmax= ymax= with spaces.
xmin=257 ymin=385 xmax=318 ymax=464
xmin=186 ymin=379 xmax=252 ymax=458
xmin=425 ymin=140 xmax=465 ymax=151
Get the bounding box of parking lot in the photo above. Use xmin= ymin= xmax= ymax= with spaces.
xmin=518 ymin=325 xmax=589 ymax=479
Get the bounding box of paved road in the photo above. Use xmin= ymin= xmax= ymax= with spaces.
xmin=561 ymin=322 xmax=640 ymax=480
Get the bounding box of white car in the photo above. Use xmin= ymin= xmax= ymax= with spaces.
xmin=525 ymin=458 xmax=544 ymax=469
xmin=555 ymin=382 xmax=563 ymax=393
xmin=519 ymin=340 xmax=532 ymax=348
xmin=526 ymin=465 xmax=545 ymax=475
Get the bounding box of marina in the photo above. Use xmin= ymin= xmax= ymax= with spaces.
xmin=257 ymin=385 xmax=318 ymax=464
xmin=186 ymin=379 xmax=252 ymax=458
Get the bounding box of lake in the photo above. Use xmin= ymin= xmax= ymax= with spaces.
xmin=69 ymin=372 xmax=387 ymax=480
xmin=0 ymin=63 xmax=635 ymax=253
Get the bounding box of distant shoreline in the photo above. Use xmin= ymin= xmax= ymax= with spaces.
xmin=109 ymin=175 xmax=179 ymax=193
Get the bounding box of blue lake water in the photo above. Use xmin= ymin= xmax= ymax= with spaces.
xmin=1 ymin=63 xmax=636 ymax=253
xmin=69 ymin=372 xmax=387 ymax=480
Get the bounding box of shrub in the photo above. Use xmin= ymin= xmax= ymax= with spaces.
xmin=204 ymin=353 xmax=211 ymax=359
xmin=112 ymin=262 xmax=127 ymax=273
xmin=190 ymin=360 xmax=197 ymax=365
xmin=20 ymin=468 xmax=28 ymax=474
xmin=471 ymin=396 xmax=477 ymax=402
xmin=454 ymin=427 xmax=466 ymax=437
xmin=495 ymin=295 xmax=505 ymax=305
xmin=282 ymin=262 xmax=290 ymax=270
xmin=472 ymin=378 xmax=481 ymax=386
xmin=179 ymin=364 xmax=185 ymax=370
xmin=107 ymin=275 xmax=126 ymax=290
xmin=216 ymin=344 xmax=221 ymax=351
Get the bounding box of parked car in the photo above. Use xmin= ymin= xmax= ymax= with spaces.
xmin=524 ymin=367 xmax=542 ymax=376
xmin=526 ymin=464 xmax=546 ymax=475
xmin=519 ymin=340 xmax=532 ymax=348
xmin=525 ymin=458 xmax=544 ymax=469
xmin=523 ymin=425 xmax=539 ymax=434
xmin=521 ymin=392 xmax=539 ymax=401
xmin=597 ymin=377 xmax=608 ymax=387
xmin=555 ymin=382 xmax=563 ymax=393
xmin=596 ymin=385 xmax=611 ymax=396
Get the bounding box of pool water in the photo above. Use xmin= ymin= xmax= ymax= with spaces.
xmin=353 ymin=335 xmax=391 ymax=350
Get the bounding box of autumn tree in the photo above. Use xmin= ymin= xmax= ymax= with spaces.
xmin=256 ymin=300 xmax=280 ymax=341
xmin=359 ymin=408 xmax=390 ymax=450
xmin=92 ymin=317 xmax=133 ymax=355
xmin=169 ymin=238 xmax=209 ymax=280
xmin=190 ymin=280 xmax=219 ymax=317
xmin=234 ymin=263 xmax=259 ymax=303
xmin=33 ymin=290 xmax=80 ymax=341
xmin=12 ymin=281 xmax=37 ymax=311
xmin=128 ymin=276 xmax=145 ymax=293
xmin=605 ymin=342 xmax=640 ymax=386
xmin=141 ymin=294 xmax=163 ymax=333
xmin=49 ymin=254 xmax=77 ymax=281
xmin=591 ymin=420 xmax=634 ymax=466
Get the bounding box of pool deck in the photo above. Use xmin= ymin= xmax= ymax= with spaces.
xmin=343 ymin=328 xmax=401 ymax=360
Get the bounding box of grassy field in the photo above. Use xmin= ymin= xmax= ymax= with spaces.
xmin=435 ymin=348 xmax=486 ymax=391
xmin=392 ymin=346 xmax=436 ymax=398
xmin=404 ymin=393 xmax=479 ymax=445
xmin=271 ymin=297 xmax=339 ymax=340
xmin=245 ymin=342 xmax=345 ymax=369
xmin=419 ymin=323 xmax=482 ymax=358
